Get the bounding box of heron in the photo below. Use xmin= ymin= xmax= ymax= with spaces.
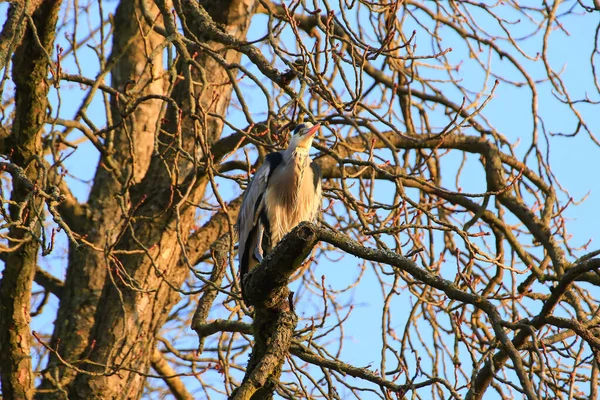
xmin=237 ymin=122 xmax=322 ymax=300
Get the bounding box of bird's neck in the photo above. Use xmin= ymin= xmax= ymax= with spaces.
xmin=285 ymin=148 xmax=310 ymax=195
xmin=285 ymin=147 xmax=310 ymax=166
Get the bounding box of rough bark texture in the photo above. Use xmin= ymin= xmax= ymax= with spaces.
xmin=0 ymin=1 xmax=61 ymax=398
xmin=232 ymin=224 xmax=319 ymax=399
xmin=0 ymin=0 xmax=44 ymax=73
xmin=150 ymin=348 xmax=194 ymax=400
xmin=0 ymin=1 xmax=595 ymax=399
xmin=61 ymin=1 xmax=258 ymax=398
xmin=39 ymin=1 xmax=167 ymax=395
xmin=234 ymin=309 xmax=298 ymax=400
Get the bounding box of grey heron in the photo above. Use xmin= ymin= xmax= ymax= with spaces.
xmin=237 ymin=122 xmax=322 ymax=299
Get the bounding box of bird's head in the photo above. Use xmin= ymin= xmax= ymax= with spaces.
xmin=288 ymin=122 xmax=320 ymax=151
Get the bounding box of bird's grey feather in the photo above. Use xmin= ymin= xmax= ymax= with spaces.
xmin=310 ymin=161 xmax=322 ymax=190
xmin=263 ymin=150 xmax=321 ymax=246
xmin=237 ymin=122 xmax=322 ymax=303
xmin=237 ymin=152 xmax=283 ymax=277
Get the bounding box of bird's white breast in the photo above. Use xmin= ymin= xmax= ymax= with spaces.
xmin=265 ymin=155 xmax=321 ymax=245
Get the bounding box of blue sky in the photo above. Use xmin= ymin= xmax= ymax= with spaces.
xmin=1 ymin=1 xmax=599 ymax=398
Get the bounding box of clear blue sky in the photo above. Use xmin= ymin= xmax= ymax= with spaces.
xmin=1 ymin=1 xmax=598 ymax=398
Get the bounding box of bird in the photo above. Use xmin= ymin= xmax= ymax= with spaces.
xmin=237 ymin=122 xmax=322 ymax=300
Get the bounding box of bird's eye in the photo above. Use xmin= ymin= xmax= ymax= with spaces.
xmin=293 ymin=124 xmax=306 ymax=135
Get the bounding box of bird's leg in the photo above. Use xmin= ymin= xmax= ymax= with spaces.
xmin=261 ymin=232 xmax=273 ymax=256
xmin=288 ymin=291 xmax=295 ymax=313
xmin=253 ymin=247 xmax=263 ymax=264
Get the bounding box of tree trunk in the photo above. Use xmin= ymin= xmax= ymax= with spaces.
xmin=61 ymin=1 xmax=258 ymax=398
xmin=39 ymin=1 xmax=166 ymax=395
xmin=0 ymin=1 xmax=61 ymax=398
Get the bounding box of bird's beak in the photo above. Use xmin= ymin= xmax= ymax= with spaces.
xmin=297 ymin=123 xmax=320 ymax=148
xmin=306 ymin=123 xmax=320 ymax=137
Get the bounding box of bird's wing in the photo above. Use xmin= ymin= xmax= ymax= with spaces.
xmin=237 ymin=152 xmax=283 ymax=278
xmin=310 ymin=161 xmax=323 ymax=220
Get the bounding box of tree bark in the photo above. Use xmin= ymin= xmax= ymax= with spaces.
xmin=0 ymin=1 xmax=61 ymax=398
xmin=39 ymin=1 xmax=167 ymax=395
xmin=150 ymin=349 xmax=194 ymax=400
xmin=65 ymin=1 xmax=257 ymax=398
xmin=0 ymin=0 xmax=44 ymax=73
xmin=232 ymin=224 xmax=319 ymax=399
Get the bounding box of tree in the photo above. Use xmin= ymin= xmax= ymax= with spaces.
xmin=0 ymin=0 xmax=599 ymax=399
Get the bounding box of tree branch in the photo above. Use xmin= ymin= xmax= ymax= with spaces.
xmin=0 ymin=1 xmax=61 ymax=398
xmin=0 ymin=1 xmax=43 ymax=73
xmin=34 ymin=267 xmax=64 ymax=299
xmin=290 ymin=343 xmax=462 ymax=398
xmin=150 ymin=349 xmax=194 ymax=400
xmin=231 ymin=223 xmax=319 ymax=399
xmin=242 ymin=223 xmax=542 ymax=398
xmin=243 ymin=223 xmax=319 ymax=308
